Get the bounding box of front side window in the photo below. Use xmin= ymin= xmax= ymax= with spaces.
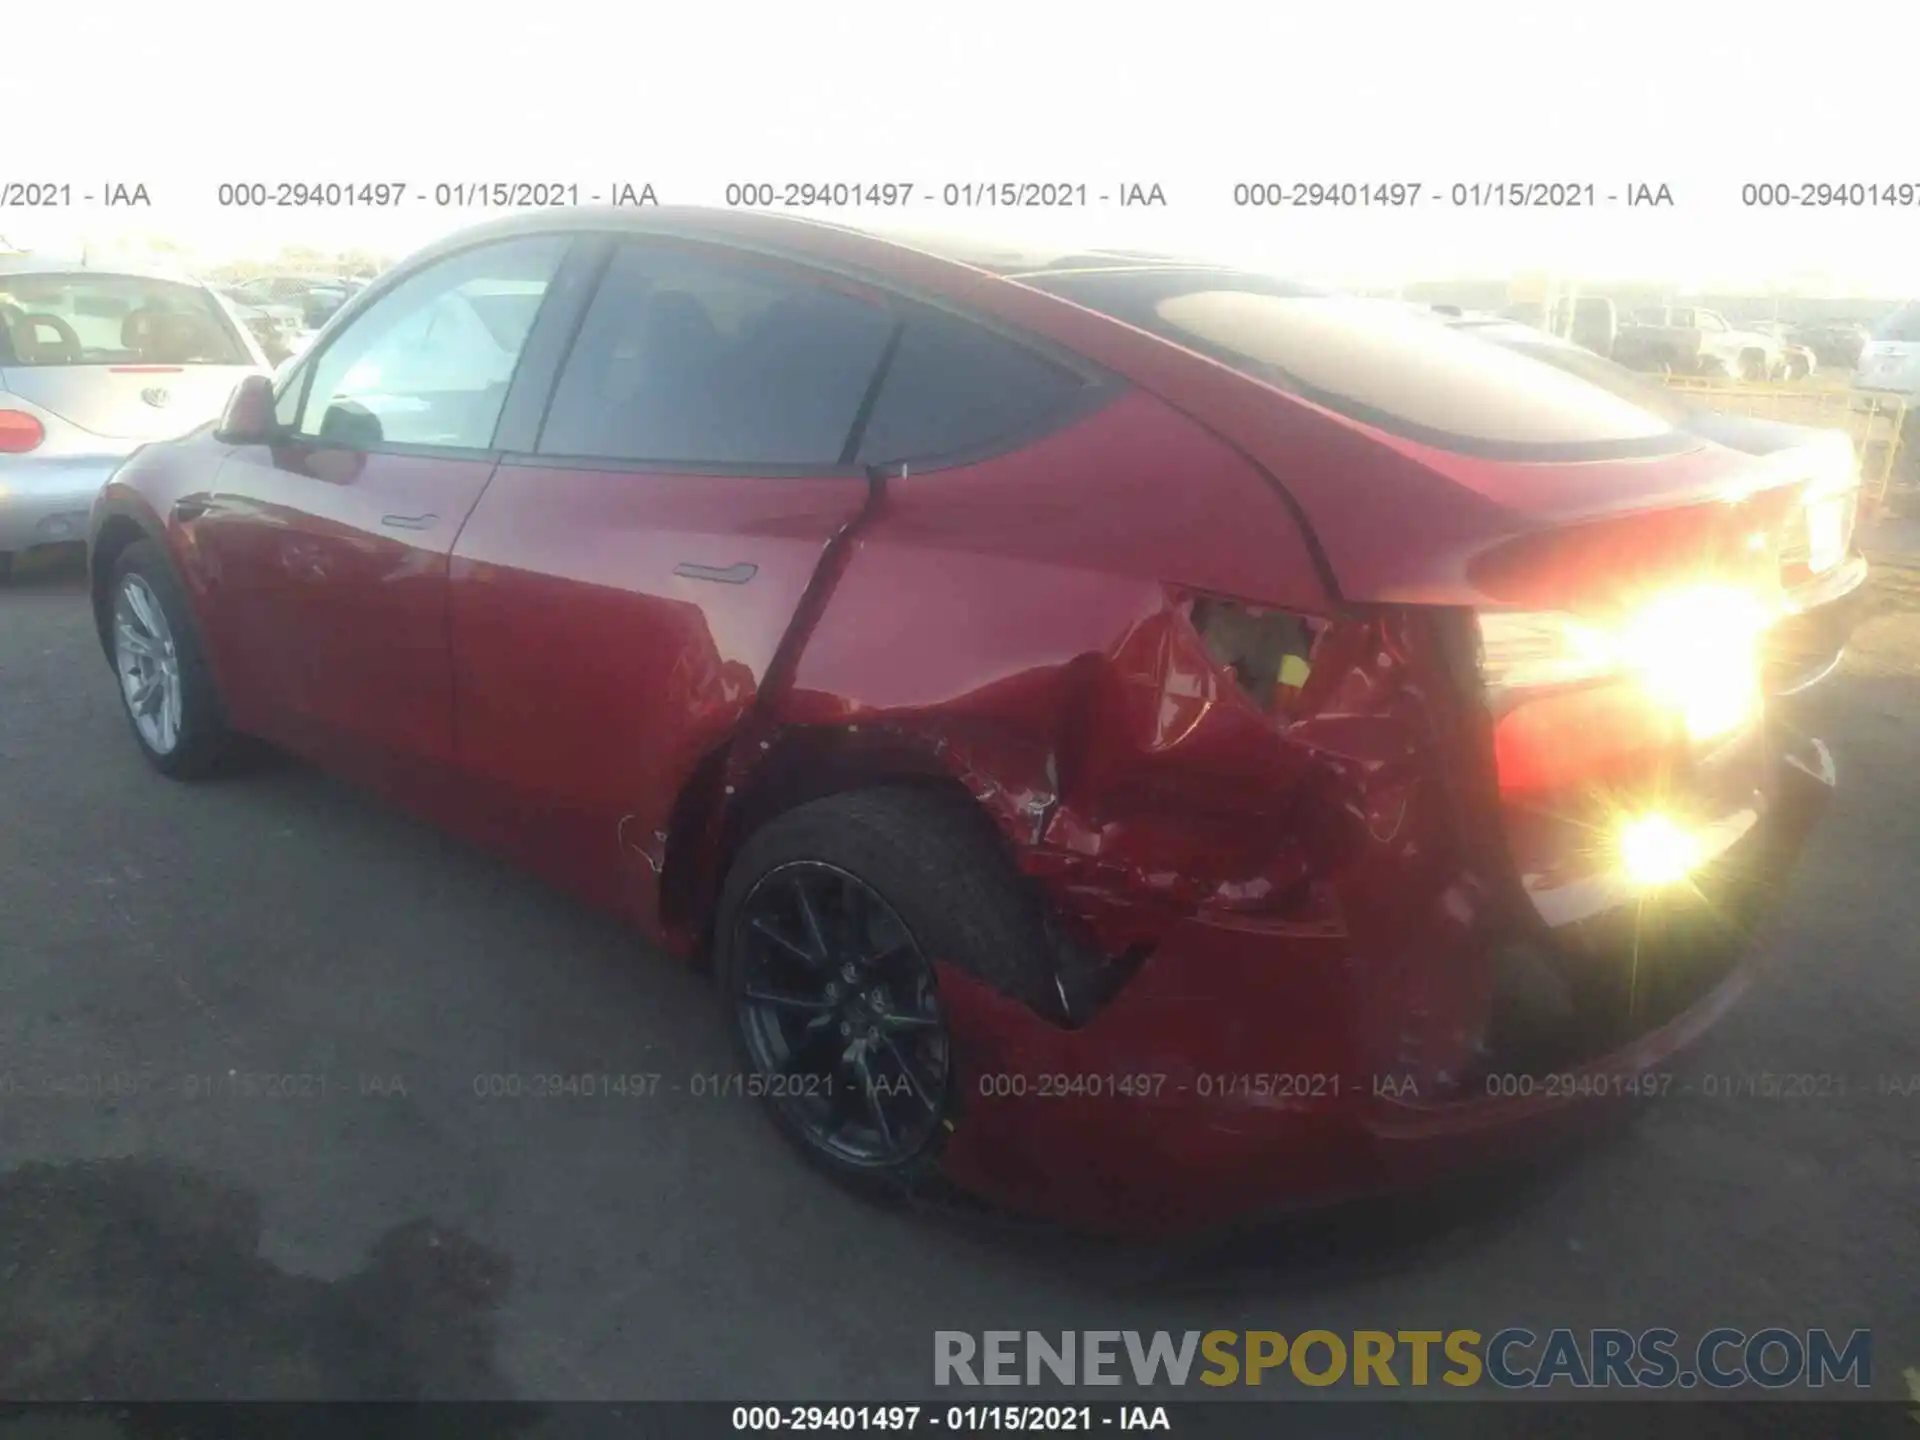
xmin=294 ymin=236 xmax=569 ymax=451
xmin=0 ymin=273 xmax=250 ymax=367
xmin=538 ymin=243 xmax=896 ymax=466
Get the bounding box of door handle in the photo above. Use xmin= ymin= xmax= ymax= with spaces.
xmin=673 ymin=561 xmax=758 ymax=585
xmin=380 ymin=513 xmax=439 ymax=531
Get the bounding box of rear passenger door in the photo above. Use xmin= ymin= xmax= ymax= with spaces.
xmin=445 ymin=238 xmax=898 ymax=919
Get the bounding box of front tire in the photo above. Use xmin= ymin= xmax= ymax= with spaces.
xmin=108 ymin=539 xmax=231 ymax=779
xmin=714 ymin=786 xmax=1056 ymax=1199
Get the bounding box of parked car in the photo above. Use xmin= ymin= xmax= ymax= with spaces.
xmin=210 ymin=286 xmax=303 ymax=365
xmin=1852 ymin=301 xmax=1920 ymax=479
xmin=1795 ymin=321 xmax=1870 ymax=369
xmin=89 ymin=210 xmax=1840 ymax=1233
xmin=1743 ymin=322 xmax=1818 ymax=380
xmin=0 ymin=258 xmax=268 ymax=579
xmin=1441 ymin=314 xmax=1869 ymax=694
xmin=1851 ymin=301 xmax=1920 ymax=401
xmin=1614 ymin=307 xmax=1783 ymax=380
xmin=228 ymin=275 xmax=363 ymax=331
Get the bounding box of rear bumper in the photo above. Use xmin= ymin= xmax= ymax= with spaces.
xmin=0 ymin=454 xmax=130 ymax=551
xmin=1363 ymin=728 xmax=1833 ymax=1176
xmin=932 ymin=728 xmax=1835 ymax=1235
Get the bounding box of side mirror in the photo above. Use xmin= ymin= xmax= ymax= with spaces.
xmin=216 ymin=374 xmax=279 ymax=445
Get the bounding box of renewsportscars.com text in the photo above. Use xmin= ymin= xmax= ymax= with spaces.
xmin=934 ymin=1328 xmax=1871 ymax=1390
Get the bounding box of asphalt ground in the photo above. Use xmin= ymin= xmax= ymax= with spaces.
xmin=0 ymin=543 xmax=1915 ymax=1414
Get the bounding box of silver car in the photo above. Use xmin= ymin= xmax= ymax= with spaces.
xmin=0 ymin=258 xmax=267 ymax=578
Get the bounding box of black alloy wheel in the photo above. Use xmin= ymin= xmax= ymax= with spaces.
xmin=730 ymin=860 xmax=951 ymax=1169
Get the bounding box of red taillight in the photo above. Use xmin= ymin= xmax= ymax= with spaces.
xmin=1477 ymin=583 xmax=1776 ymax=798
xmin=0 ymin=410 xmax=46 ymax=454
xmin=1492 ymin=685 xmax=1684 ymax=795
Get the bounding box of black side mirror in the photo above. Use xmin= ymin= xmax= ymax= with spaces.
xmin=216 ymin=374 xmax=280 ymax=445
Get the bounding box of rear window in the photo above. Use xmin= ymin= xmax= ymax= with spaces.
xmin=1470 ymin=334 xmax=1700 ymax=425
xmin=1872 ymin=304 xmax=1920 ymax=343
xmin=1025 ymin=270 xmax=1684 ymax=460
xmin=0 ymin=273 xmax=249 ymax=367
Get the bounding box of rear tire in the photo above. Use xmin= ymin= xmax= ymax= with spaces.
xmin=108 ymin=539 xmax=232 ymax=779
xmin=713 ymin=785 xmax=1056 ymax=1200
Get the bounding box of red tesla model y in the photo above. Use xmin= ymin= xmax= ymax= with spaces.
xmin=88 ymin=209 xmax=1858 ymax=1233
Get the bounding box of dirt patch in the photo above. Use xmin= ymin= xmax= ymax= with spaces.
xmin=0 ymin=1157 xmax=540 ymax=1426
xmin=1868 ymin=561 xmax=1920 ymax=613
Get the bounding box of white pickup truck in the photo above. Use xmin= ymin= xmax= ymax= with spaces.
xmin=1613 ymin=306 xmax=1784 ymax=380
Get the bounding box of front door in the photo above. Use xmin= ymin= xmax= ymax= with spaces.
xmin=197 ymin=233 xmax=575 ymax=769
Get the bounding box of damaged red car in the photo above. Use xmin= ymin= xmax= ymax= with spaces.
xmin=89 ymin=209 xmax=1856 ymax=1234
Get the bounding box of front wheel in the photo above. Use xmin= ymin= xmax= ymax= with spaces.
xmin=109 ymin=539 xmax=231 ymax=778
xmin=714 ymin=786 xmax=1056 ymax=1198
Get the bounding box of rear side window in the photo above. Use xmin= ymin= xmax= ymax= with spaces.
xmin=0 ymin=272 xmax=249 ymax=367
xmin=538 ymin=244 xmax=896 ymax=466
xmin=1025 ymin=269 xmax=1685 ymax=461
xmin=855 ymin=312 xmax=1087 ymax=466
xmin=1873 ymin=304 xmax=1920 ymax=343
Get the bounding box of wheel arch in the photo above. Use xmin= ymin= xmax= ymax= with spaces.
xmin=658 ymin=723 xmax=1007 ymax=955
xmin=89 ymin=511 xmax=165 ymax=662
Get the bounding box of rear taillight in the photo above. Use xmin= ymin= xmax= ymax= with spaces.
xmin=1475 ymin=610 xmax=1615 ymax=694
xmin=1478 ymin=583 xmax=1777 ymax=748
xmin=0 ymin=409 xmax=46 ymax=453
xmin=1805 ymin=462 xmax=1863 ymax=576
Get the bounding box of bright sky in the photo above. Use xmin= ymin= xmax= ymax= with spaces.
xmin=7 ymin=0 xmax=1919 ymax=292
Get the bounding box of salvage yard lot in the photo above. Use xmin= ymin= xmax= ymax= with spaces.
xmin=1 ymin=546 xmax=1916 ymax=1406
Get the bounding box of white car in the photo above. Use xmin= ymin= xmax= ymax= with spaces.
xmin=1853 ymin=302 xmax=1920 ymax=402
xmin=0 ymin=258 xmax=269 ymax=578
xmin=1851 ymin=302 xmax=1920 ymax=476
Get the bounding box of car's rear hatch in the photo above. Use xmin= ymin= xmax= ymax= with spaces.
xmin=1 ymin=365 xmax=257 ymax=441
xmin=0 ymin=269 xmax=260 ymax=442
xmin=1015 ymin=270 xmax=1833 ymax=1078
xmin=1016 ymin=273 xmax=1809 ymax=604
